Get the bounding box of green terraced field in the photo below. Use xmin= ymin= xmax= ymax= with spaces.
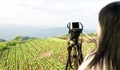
xmin=0 ymin=38 xmax=96 ymax=70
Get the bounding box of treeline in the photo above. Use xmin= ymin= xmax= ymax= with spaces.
xmin=0 ymin=36 xmax=36 ymax=51
xmin=57 ymin=32 xmax=97 ymax=40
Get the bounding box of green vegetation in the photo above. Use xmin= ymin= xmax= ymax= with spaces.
xmin=0 ymin=36 xmax=31 ymax=51
xmin=56 ymin=32 xmax=98 ymax=40
xmin=0 ymin=42 xmax=16 ymax=51
xmin=0 ymin=37 xmax=96 ymax=70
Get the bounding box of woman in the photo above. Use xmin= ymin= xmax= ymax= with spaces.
xmin=78 ymin=1 xmax=120 ymax=70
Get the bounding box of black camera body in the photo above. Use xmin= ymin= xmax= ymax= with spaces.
xmin=67 ymin=22 xmax=83 ymax=40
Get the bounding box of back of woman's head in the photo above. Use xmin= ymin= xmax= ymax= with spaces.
xmin=89 ymin=1 xmax=120 ymax=70
xmin=99 ymin=1 xmax=120 ymax=36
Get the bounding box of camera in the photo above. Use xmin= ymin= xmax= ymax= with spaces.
xmin=67 ymin=22 xmax=83 ymax=40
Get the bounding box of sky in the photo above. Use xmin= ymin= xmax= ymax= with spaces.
xmin=0 ymin=0 xmax=118 ymax=29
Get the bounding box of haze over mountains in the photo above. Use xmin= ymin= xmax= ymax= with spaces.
xmin=0 ymin=25 xmax=96 ymax=40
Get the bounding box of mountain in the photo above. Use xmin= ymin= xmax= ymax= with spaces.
xmin=0 ymin=25 xmax=96 ymax=40
xmin=0 ymin=39 xmax=6 ymax=42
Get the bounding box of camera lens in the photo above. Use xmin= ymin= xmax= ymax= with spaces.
xmin=72 ymin=22 xmax=79 ymax=28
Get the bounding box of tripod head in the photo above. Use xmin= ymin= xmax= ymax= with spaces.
xmin=67 ymin=22 xmax=83 ymax=41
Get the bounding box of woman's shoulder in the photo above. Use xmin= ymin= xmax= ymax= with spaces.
xmin=78 ymin=52 xmax=95 ymax=70
xmin=84 ymin=52 xmax=95 ymax=61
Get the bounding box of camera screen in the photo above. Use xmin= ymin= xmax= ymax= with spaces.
xmin=72 ymin=22 xmax=79 ymax=28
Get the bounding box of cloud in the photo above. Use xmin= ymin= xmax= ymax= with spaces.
xmin=0 ymin=0 xmax=118 ymax=28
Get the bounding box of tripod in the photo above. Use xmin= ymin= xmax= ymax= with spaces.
xmin=65 ymin=28 xmax=83 ymax=70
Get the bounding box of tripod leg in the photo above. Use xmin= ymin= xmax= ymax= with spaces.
xmin=77 ymin=41 xmax=83 ymax=66
xmin=73 ymin=46 xmax=78 ymax=70
xmin=65 ymin=43 xmax=72 ymax=70
xmin=80 ymin=41 xmax=83 ymax=63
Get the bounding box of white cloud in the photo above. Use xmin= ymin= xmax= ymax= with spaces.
xmin=0 ymin=0 xmax=118 ymax=28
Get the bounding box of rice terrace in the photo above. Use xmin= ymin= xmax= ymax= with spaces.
xmin=0 ymin=33 xmax=97 ymax=70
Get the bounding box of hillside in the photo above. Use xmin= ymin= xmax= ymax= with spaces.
xmin=0 ymin=38 xmax=96 ymax=70
xmin=0 ymin=25 xmax=96 ymax=40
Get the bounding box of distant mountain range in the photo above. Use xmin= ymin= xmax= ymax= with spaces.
xmin=0 ymin=25 xmax=96 ymax=40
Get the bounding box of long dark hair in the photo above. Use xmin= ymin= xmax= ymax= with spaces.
xmin=89 ymin=1 xmax=120 ymax=70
